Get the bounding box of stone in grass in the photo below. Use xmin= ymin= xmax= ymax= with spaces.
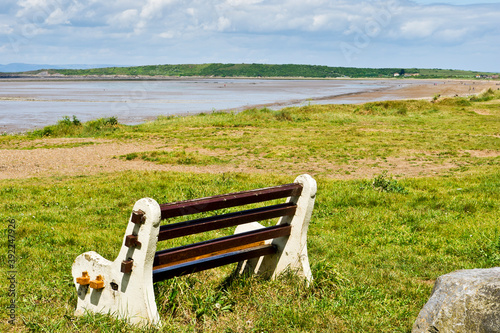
xmin=412 ymin=267 xmax=500 ymax=333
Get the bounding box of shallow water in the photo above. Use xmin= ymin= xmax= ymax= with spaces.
xmin=0 ymin=78 xmax=404 ymax=132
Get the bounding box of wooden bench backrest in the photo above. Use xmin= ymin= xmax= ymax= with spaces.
xmin=151 ymin=183 xmax=303 ymax=281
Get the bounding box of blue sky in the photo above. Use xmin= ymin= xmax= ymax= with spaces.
xmin=1 ymin=0 xmax=499 ymax=71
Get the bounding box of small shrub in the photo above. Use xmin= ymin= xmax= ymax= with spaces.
xmin=470 ymin=88 xmax=498 ymax=102
xmin=366 ymin=171 xmax=408 ymax=194
xmin=123 ymin=152 xmax=138 ymax=160
xmin=395 ymin=106 xmax=408 ymax=116
xmin=436 ymin=97 xmax=471 ymax=107
xmin=29 ymin=116 xmax=119 ymax=137
xmin=355 ymin=101 xmax=411 ymax=116
xmin=274 ymin=110 xmax=293 ymax=121
xmin=86 ymin=116 xmax=118 ymax=129
xmin=71 ymin=115 xmax=81 ymax=126
xmin=30 ymin=115 xmax=82 ymax=137
xmin=56 ymin=115 xmax=81 ymax=126
xmin=241 ymin=107 xmax=272 ymax=116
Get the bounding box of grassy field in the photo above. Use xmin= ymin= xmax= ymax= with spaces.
xmin=1 ymin=89 xmax=499 ymax=332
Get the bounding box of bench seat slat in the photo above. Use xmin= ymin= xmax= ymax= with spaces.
xmin=154 ymin=224 xmax=291 ymax=268
xmin=152 ymin=244 xmax=277 ymax=282
xmin=160 ymin=183 xmax=302 ymax=219
xmin=158 ymin=203 xmax=296 ymax=241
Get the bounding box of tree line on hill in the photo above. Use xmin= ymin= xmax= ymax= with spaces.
xmin=15 ymin=63 xmax=500 ymax=79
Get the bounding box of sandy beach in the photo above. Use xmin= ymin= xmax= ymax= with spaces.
xmin=320 ymin=79 xmax=499 ymax=102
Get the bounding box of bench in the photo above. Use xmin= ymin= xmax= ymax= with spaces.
xmin=71 ymin=174 xmax=316 ymax=327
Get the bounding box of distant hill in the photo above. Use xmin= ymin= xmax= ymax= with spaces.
xmin=2 ymin=63 xmax=499 ymax=79
xmin=0 ymin=63 xmax=119 ymax=73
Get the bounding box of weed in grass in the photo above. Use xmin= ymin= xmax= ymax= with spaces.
xmin=120 ymin=150 xmax=229 ymax=165
xmin=481 ymin=229 xmax=500 ymax=266
xmin=362 ymin=171 xmax=409 ymax=194
xmin=124 ymin=152 xmax=139 ymax=160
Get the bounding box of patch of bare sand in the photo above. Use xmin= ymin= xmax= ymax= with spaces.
xmin=0 ymin=139 xmax=255 ymax=180
xmin=282 ymin=157 xmax=460 ymax=180
xmin=463 ymin=150 xmax=500 ymax=158
xmin=472 ymin=109 xmax=491 ymax=115
xmin=2 ymin=140 xmax=497 ymax=180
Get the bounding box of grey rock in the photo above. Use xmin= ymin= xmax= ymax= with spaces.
xmin=412 ymin=267 xmax=500 ymax=333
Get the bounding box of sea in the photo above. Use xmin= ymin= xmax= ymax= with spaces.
xmin=0 ymin=78 xmax=412 ymax=133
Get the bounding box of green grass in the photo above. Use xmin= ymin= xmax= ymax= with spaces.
xmin=28 ymin=116 xmax=120 ymax=138
xmin=1 ymin=172 xmax=498 ymax=332
xmin=0 ymin=90 xmax=499 ymax=332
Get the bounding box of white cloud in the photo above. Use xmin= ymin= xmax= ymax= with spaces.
xmin=400 ymin=20 xmax=437 ymax=39
xmin=0 ymin=24 xmax=14 ymax=34
xmin=1 ymin=0 xmax=499 ymax=71
xmin=437 ymin=28 xmax=469 ymax=43
xmin=44 ymin=7 xmax=69 ymax=25
xmin=109 ymin=9 xmax=139 ymax=29
xmin=217 ymin=16 xmax=231 ymax=31
xmin=16 ymin=0 xmax=59 ymax=18
xmin=140 ymin=0 xmax=176 ymax=20
xmin=311 ymin=14 xmax=329 ymax=30
xmin=226 ymin=0 xmax=264 ymax=5
xmin=158 ymin=30 xmax=175 ymax=38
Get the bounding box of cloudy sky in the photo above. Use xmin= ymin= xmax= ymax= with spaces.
xmin=1 ymin=0 xmax=499 ymax=71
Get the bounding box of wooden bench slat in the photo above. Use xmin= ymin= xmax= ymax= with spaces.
xmin=158 ymin=202 xmax=296 ymax=241
xmin=153 ymin=241 xmax=266 ymax=270
xmin=159 ymin=183 xmax=302 ymax=219
xmin=152 ymin=244 xmax=277 ymax=282
xmin=154 ymin=224 xmax=291 ymax=268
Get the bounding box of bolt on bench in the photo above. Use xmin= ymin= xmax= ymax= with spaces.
xmin=72 ymin=174 xmax=316 ymax=327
